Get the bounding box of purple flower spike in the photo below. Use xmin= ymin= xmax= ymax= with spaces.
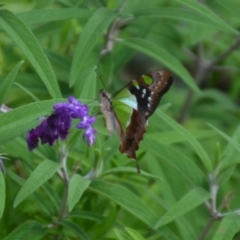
xmin=26 ymin=97 xmax=97 ymax=151
xmin=83 ymin=126 xmax=97 ymax=146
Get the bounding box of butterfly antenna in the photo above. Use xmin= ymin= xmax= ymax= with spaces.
xmin=95 ymin=69 xmax=107 ymax=90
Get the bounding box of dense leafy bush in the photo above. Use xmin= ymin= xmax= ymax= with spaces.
xmin=0 ymin=0 xmax=240 ymax=239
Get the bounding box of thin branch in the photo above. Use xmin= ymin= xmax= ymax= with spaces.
xmin=58 ymin=143 xmax=69 ymax=220
xmin=218 ymin=209 xmax=240 ymax=218
xmin=198 ymin=173 xmax=220 ymax=240
xmin=209 ymin=173 xmax=219 ymax=215
xmin=210 ymin=65 xmax=238 ymax=72
xmin=100 ymin=0 xmax=131 ymax=55
xmin=178 ymin=35 xmax=240 ymax=123
xmin=55 ymin=143 xmax=69 ymax=240
xmin=101 ymin=17 xmax=134 ymax=56
xmin=182 ymin=47 xmax=197 ymax=61
xmin=210 ymin=36 xmax=240 ymax=68
xmin=198 ymin=217 xmax=216 ymax=240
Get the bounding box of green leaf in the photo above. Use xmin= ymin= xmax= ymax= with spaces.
xmin=125 ymin=227 xmax=145 ymax=240
xmin=114 ymin=229 xmax=131 ymax=240
xmin=141 ymin=139 xmax=206 ymax=186
xmin=98 ymin=53 xmax=113 ymax=88
xmin=135 ymin=7 xmax=236 ymax=32
xmin=2 ymin=221 xmax=47 ymax=240
xmin=147 ymin=129 xmax=216 ymax=145
xmin=208 ymin=123 xmax=240 ymax=155
xmin=177 ymin=0 xmax=239 ymax=35
xmin=0 ymin=10 xmax=61 ymax=98
xmin=17 ymin=8 xmax=93 ymax=25
xmin=101 ymin=167 xmax=162 ymax=181
xmin=0 ymin=99 xmax=64 ymax=145
xmin=0 ymin=61 xmax=23 ymax=105
xmin=212 ymin=213 xmax=240 ymax=240
xmin=91 ymin=205 xmax=119 ymax=238
xmin=70 ymin=8 xmax=117 ymax=86
xmin=122 ymin=38 xmax=200 ymax=93
xmin=69 ymin=210 xmax=103 ymax=222
xmin=7 ymin=170 xmax=55 ymax=216
xmin=76 ymin=65 xmax=97 ymax=100
xmin=208 ymin=124 xmax=240 ymax=172
xmin=68 ymin=174 xmax=91 ymax=212
xmin=157 ymin=109 xmax=212 ymax=172
xmin=0 ymin=171 xmax=5 ymax=219
xmin=154 ymin=188 xmax=210 ymax=228
xmin=90 ymin=180 xmax=158 ymax=227
xmin=14 ymin=160 xmax=61 ymax=207
xmin=154 ymin=228 xmax=180 ymax=240
xmin=101 ymin=134 xmax=119 ymax=162
xmin=59 ymin=219 xmax=90 ymax=240
xmin=14 ymin=82 xmax=39 ymax=102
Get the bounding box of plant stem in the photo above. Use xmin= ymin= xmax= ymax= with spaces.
xmin=55 ymin=143 xmax=69 ymax=240
xmin=198 ymin=217 xmax=216 ymax=240
xmin=178 ymin=35 xmax=240 ymax=123
xmin=58 ymin=143 xmax=69 ymax=220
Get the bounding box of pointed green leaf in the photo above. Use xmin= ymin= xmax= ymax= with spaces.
xmin=147 ymin=129 xmax=216 ymax=145
xmin=212 ymin=213 xmax=240 ymax=240
xmin=157 ymin=109 xmax=212 ymax=171
xmin=141 ymin=139 xmax=206 ymax=186
xmin=215 ymin=125 xmax=240 ymax=181
xmin=114 ymin=229 xmax=131 ymax=240
xmin=101 ymin=134 xmax=119 ymax=162
xmin=208 ymin=123 xmax=240 ymax=155
xmin=101 ymin=167 xmax=162 ymax=181
xmin=90 ymin=180 xmax=158 ymax=227
xmin=125 ymin=227 xmax=145 ymax=240
xmin=154 ymin=228 xmax=180 ymax=240
xmin=0 ymin=10 xmax=61 ymax=98
xmin=122 ymin=38 xmax=200 ymax=93
xmin=14 ymin=82 xmax=39 ymax=101
xmin=70 ymin=8 xmax=117 ymax=86
xmin=0 ymin=99 xmax=64 ymax=145
xmin=59 ymin=219 xmax=90 ymax=240
xmin=14 ymin=160 xmax=61 ymax=207
xmin=135 ymin=8 xmax=236 ymax=32
xmin=17 ymin=8 xmax=93 ymax=25
xmin=76 ymin=66 xmax=97 ymax=99
xmin=68 ymin=174 xmax=91 ymax=212
xmin=208 ymin=123 xmax=240 ymax=172
xmin=7 ymin=170 xmax=55 ymax=216
xmin=0 ymin=61 xmax=24 ymax=105
xmin=177 ymin=0 xmax=238 ymax=35
xmin=98 ymin=53 xmax=113 ymax=88
xmin=154 ymin=188 xmax=210 ymax=228
xmin=69 ymin=210 xmax=103 ymax=222
xmin=0 ymin=171 xmax=5 ymax=219
xmin=3 ymin=221 xmax=47 ymax=240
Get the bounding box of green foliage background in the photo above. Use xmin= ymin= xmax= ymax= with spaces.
xmin=0 ymin=0 xmax=240 ymax=239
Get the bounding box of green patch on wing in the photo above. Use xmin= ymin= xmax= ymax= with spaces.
xmin=142 ymin=75 xmax=153 ymax=84
xmin=113 ymin=87 xmax=137 ymax=132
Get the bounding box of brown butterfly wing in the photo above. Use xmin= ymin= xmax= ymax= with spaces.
xmin=119 ymin=71 xmax=173 ymax=159
xmin=119 ymin=109 xmax=146 ymax=160
xmin=100 ymin=71 xmax=173 ymax=167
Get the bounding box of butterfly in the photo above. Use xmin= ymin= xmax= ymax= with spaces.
xmin=100 ymin=70 xmax=173 ymax=172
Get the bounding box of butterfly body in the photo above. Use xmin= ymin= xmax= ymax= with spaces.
xmin=100 ymin=70 xmax=173 ymax=162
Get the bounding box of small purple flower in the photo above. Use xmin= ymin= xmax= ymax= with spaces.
xmin=83 ymin=126 xmax=97 ymax=146
xmin=26 ymin=97 xmax=97 ymax=151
